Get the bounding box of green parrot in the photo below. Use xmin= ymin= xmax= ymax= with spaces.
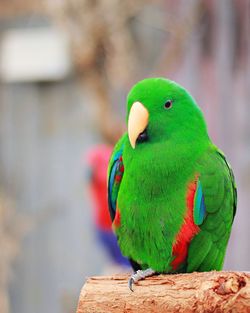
xmin=107 ymin=78 xmax=237 ymax=290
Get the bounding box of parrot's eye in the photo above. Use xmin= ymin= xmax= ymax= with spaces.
xmin=164 ymin=100 xmax=172 ymax=109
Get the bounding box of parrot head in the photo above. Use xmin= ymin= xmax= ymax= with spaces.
xmin=126 ymin=78 xmax=209 ymax=155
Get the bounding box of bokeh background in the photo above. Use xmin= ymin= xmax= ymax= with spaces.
xmin=0 ymin=0 xmax=249 ymax=312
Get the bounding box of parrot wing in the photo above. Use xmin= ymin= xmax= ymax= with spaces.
xmin=107 ymin=136 xmax=126 ymax=222
xmin=187 ymin=146 xmax=237 ymax=272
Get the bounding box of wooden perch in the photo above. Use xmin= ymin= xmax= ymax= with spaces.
xmin=77 ymin=271 xmax=250 ymax=313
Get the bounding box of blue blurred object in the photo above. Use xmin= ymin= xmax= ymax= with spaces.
xmin=96 ymin=228 xmax=130 ymax=267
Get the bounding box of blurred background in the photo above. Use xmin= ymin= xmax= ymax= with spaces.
xmin=0 ymin=0 xmax=249 ymax=312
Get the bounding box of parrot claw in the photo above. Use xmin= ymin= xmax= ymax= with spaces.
xmin=128 ymin=277 xmax=135 ymax=292
xmin=128 ymin=268 xmax=155 ymax=291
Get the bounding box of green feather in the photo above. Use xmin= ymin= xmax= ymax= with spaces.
xmin=187 ymin=146 xmax=236 ymax=271
xmin=187 ymin=231 xmax=213 ymax=272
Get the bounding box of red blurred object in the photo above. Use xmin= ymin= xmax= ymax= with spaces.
xmin=86 ymin=144 xmax=113 ymax=231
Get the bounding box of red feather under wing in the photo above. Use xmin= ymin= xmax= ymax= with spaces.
xmin=171 ymin=180 xmax=200 ymax=271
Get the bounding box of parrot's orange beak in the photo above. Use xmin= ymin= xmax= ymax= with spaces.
xmin=128 ymin=101 xmax=149 ymax=149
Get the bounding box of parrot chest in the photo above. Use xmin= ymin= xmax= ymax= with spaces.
xmin=115 ymin=172 xmax=194 ymax=272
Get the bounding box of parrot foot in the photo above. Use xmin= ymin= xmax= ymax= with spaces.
xmin=128 ymin=268 xmax=155 ymax=291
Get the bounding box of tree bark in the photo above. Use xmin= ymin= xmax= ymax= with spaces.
xmin=77 ymin=271 xmax=250 ymax=313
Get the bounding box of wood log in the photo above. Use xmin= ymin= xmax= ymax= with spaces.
xmin=77 ymin=271 xmax=250 ymax=313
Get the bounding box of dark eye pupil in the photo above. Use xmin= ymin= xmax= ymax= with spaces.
xmin=164 ymin=100 xmax=172 ymax=109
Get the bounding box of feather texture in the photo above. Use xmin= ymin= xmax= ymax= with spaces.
xmin=193 ymin=179 xmax=206 ymax=225
xmin=108 ymin=143 xmax=124 ymax=221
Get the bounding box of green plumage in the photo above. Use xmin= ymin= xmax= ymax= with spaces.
xmin=108 ymin=78 xmax=236 ymax=273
